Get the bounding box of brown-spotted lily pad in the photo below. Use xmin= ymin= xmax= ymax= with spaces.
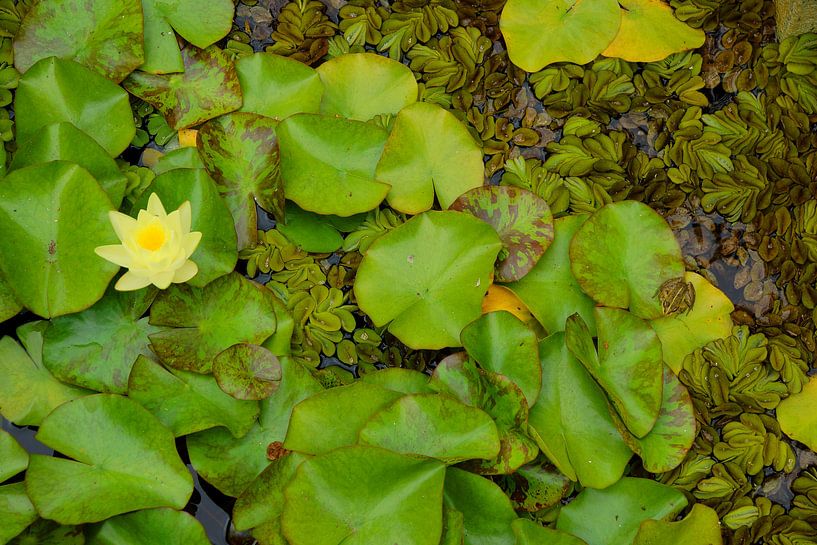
xmin=124 ymin=46 xmax=242 ymax=130
xmin=213 ymin=344 xmax=282 ymax=401
xmin=14 ymin=0 xmax=144 ymax=83
xmin=197 ymin=112 xmax=283 ymax=250
xmin=450 ymin=186 xmax=553 ymax=283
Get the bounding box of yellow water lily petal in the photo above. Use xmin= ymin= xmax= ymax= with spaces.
xmin=173 ymin=260 xmax=198 ymax=283
xmin=777 ymin=376 xmax=817 ymax=451
xmin=94 ymin=244 xmax=133 ymax=268
xmin=147 ymin=191 xmax=167 ymax=217
xmin=178 ymin=200 xmax=192 ymax=233
xmin=184 ymin=231 xmax=202 ymax=256
xmin=115 ymin=271 xmax=152 ymax=291
xmin=602 ymin=0 xmax=705 ymax=62
xmin=108 ymin=210 xmax=138 ymax=242
xmin=149 ymin=270 xmax=175 ymax=290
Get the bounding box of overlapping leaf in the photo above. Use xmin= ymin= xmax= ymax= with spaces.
xmin=213 ymin=344 xmax=282 ymax=400
xmin=0 ymin=429 xmax=28 ymax=483
xmin=777 ymin=375 xmax=817 ymax=451
xmin=442 ymin=468 xmax=517 ymax=545
xmin=633 ymin=504 xmax=723 ymax=545
xmin=237 ymin=53 xmax=323 ymax=119
xmin=0 ymin=483 xmax=37 ymax=543
xmin=85 ymin=508 xmax=211 ymax=545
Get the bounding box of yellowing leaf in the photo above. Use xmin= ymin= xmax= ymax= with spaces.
xmin=178 ymin=129 xmax=198 ymax=148
xmin=601 ymin=0 xmax=705 ymax=62
xmin=777 ymin=375 xmax=817 ymax=451
xmin=482 ymin=285 xmax=532 ymax=322
xmin=650 ymin=272 xmax=734 ymax=373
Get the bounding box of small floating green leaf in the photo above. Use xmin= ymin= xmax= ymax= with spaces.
xmin=632 ymin=504 xmax=723 ymax=545
xmin=213 ymin=344 xmax=282 ymax=400
xmin=777 ymin=375 xmax=817 ymax=452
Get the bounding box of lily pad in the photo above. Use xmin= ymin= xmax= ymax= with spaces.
xmin=443 ymin=468 xmax=517 ymax=545
xmin=282 ymin=445 xmax=445 ymax=545
xmin=316 ymin=53 xmax=417 ymax=121
xmin=570 ymin=201 xmax=684 ymax=319
xmin=213 ymin=344 xmax=282 ymax=400
xmin=6 ymin=519 xmax=84 ymax=545
xmin=633 ymin=504 xmax=723 ymax=545
xmin=615 ymin=365 xmax=696 ymax=473
xmin=777 ymin=375 xmax=817 ymax=451
xmin=15 ymin=57 xmax=135 ymax=156
xmin=509 ymin=461 xmax=572 ymax=512
xmin=0 ymin=333 xmax=89 ymax=427
xmin=140 ymin=0 xmax=234 ymax=73
xmin=359 ymin=367 xmax=435 ymax=394
xmin=506 ymin=215 xmax=597 ymax=336
xmin=557 ymin=477 xmax=688 ymax=545
xmin=450 ymin=186 xmax=553 ymax=282
xmin=233 ymin=452 xmax=308 ymax=532
xmin=11 ymin=122 xmax=128 ymax=207
xmin=42 ymin=288 xmax=162 ymax=394
xmin=529 ymin=332 xmax=632 ymax=488
xmin=0 ymin=430 xmax=28 ymax=483
xmin=237 ymin=53 xmax=324 ymax=119
xmin=277 ymin=113 xmax=391 ymax=217
xmin=460 ymin=311 xmax=541 ymax=406
xmin=0 ymin=483 xmax=37 ymax=544
xmin=355 ymin=211 xmax=502 ymax=349
xmin=0 ymin=275 xmax=22 ymax=323
xmin=148 ymin=273 xmax=278 ymax=373
xmin=198 ymin=112 xmax=283 ymax=249
xmin=277 ymin=202 xmax=367 ymax=253
xmin=565 ymin=309 xmax=663 ymax=438
xmin=124 ymin=46 xmax=243 ymax=130
xmin=128 ymin=355 xmax=260 ymax=438
xmin=359 ymin=393 xmax=501 ymax=464
xmin=85 ymin=508 xmax=211 ymax=545
xmin=0 ymin=162 xmax=118 ymax=318
xmin=14 ymin=0 xmax=144 ymax=82
xmin=132 ymin=168 xmax=238 ymax=286
xmin=284 ymin=381 xmax=402 ymax=455
xmin=376 ymin=101 xmax=484 ymax=213
xmin=25 ymin=394 xmax=193 ymax=524
xmin=601 ymin=0 xmax=705 ymax=62
xmin=512 ymin=520 xmax=589 ymax=545
xmin=186 ymin=357 xmax=323 ymax=497
xmin=152 ymin=147 xmax=205 ymax=175
xmin=500 ymin=0 xmax=622 ymax=71
xmin=650 ymin=272 xmax=734 ymax=373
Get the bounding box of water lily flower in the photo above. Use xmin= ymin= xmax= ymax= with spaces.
xmin=95 ymin=193 xmax=202 ymax=291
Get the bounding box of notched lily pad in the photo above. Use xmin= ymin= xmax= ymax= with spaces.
xmin=124 ymin=46 xmax=243 ymax=130
xmin=213 ymin=344 xmax=282 ymax=401
xmin=14 ymin=0 xmax=144 ymax=82
xmin=198 ymin=112 xmax=283 ymax=249
xmin=85 ymin=507 xmax=211 ymax=545
xmin=451 ymin=186 xmax=553 ymax=282
xmin=237 ymin=53 xmax=323 ymax=119
xmin=633 ymin=504 xmax=723 ymax=545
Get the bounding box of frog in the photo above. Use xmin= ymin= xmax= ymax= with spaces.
xmin=655 ymin=277 xmax=696 ymax=315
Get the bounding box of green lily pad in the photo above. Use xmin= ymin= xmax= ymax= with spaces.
xmin=0 ymin=275 xmax=22 ymax=323
xmin=277 ymin=113 xmax=391 ymax=217
xmin=506 ymin=215 xmax=596 ymax=336
xmin=359 ymin=367 xmax=435 ymax=394
xmin=570 ymin=201 xmax=684 ymax=320
xmin=233 ymin=451 xmax=308 ymax=532
xmin=140 ymin=0 xmax=234 ymax=73
xmin=0 ymin=162 xmax=118 ymax=318
xmin=512 ymin=520 xmax=589 ymax=545
xmin=316 ymin=53 xmax=417 ymax=121
xmin=237 ymin=53 xmax=324 ymax=119
xmin=128 ymin=355 xmax=259 ymax=438
xmin=152 ymin=147 xmax=205 ymax=175
xmin=213 ymin=344 xmax=282 ymax=400
xmin=276 ymin=202 xmax=366 ymax=253
xmin=650 ymin=272 xmax=734 ymax=373
xmin=15 ymin=57 xmax=135 ymax=156
xmin=615 ymin=365 xmax=696 ymax=473
xmin=284 ymin=381 xmax=402 ymax=455
xmin=10 ymin=122 xmax=128 ymax=207
xmin=460 ymin=310 xmax=541 ymax=406
xmin=7 ymin=519 xmax=85 ymax=545
xmin=186 ymin=356 xmax=323 ymax=497
xmin=198 ymin=113 xmax=283 ymax=249
xmin=42 ymin=288 xmax=162 ymax=394
xmin=282 ymin=445 xmax=446 ymax=545
xmin=601 ymin=0 xmax=705 ymax=62
xmin=355 ymin=210 xmax=502 ymax=349
xmin=148 ymin=273 xmax=278 ymax=373
xmin=25 ymin=395 xmax=193 ymax=524
xmin=0 ymin=483 xmax=37 ymax=544
xmin=124 ymin=46 xmax=242 ymax=130
xmin=14 ymin=0 xmax=144 ymax=82
xmin=528 ymin=332 xmax=632 ymax=488
xmin=359 ymin=393 xmax=501 ymax=464
xmin=557 ymin=477 xmax=688 ymax=545
xmin=500 ymin=0 xmax=622 ymax=71
xmin=0 ymin=332 xmax=89 ymax=427
xmin=566 ymin=309 xmax=664 ymax=438
xmin=508 ymin=461 xmax=572 ymax=512
xmin=443 ymin=468 xmax=517 ymax=545
xmin=376 ymin=101 xmax=484 ymax=214
xmin=450 ymin=186 xmax=553 ymax=282
xmin=777 ymin=375 xmax=817 ymax=451
xmin=85 ymin=508 xmax=210 ymax=545
xmin=131 ymin=168 xmax=238 ymax=287
xmin=632 ymin=504 xmax=723 ymax=545
xmin=0 ymin=429 xmax=28 ymax=483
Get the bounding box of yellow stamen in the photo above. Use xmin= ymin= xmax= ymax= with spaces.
xmin=136 ymin=223 xmax=167 ymax=251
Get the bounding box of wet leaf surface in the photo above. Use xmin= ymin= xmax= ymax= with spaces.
xmin=213 ymin=344 xmax=282 ymax=401
xmin=85 ymin=508 xmax=211 ymax=545
xmin=237 ymin=53 xmax=323 ymax=119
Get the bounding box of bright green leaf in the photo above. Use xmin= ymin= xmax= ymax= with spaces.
xmin=276 ymin=202 xmax=350 ymax=253
xmin=237 ymin=53 xmax=323 ymax=119
xmin=86 ymin=508 xmax=211 ymax=545
xmin=777 ymin=375 xmax=817 ymax=451
xmin=152 ymin=147 xmax=205 ymax=175
xmin=0 ymin=429 xmax=28 ymax=483
xmin=632 ymin=504 xmax=723 ymax=545
xmin=0 ymin=483 xmax=37 ymax=544
xmin=443 ymin=467 xmax=517 ymax=545
xmin=0 ymin=275 xmax=22 ymax=324
xmin=359 ymin=367 xmax=435 ymax=394
xmin=7 ymin=519 xmax=84 ymax=545
xmin=512 ymin=520 xmax=588 ymax=545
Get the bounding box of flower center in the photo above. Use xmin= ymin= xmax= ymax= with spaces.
xmin=135 ymin=223 xmax=168 ymax=251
